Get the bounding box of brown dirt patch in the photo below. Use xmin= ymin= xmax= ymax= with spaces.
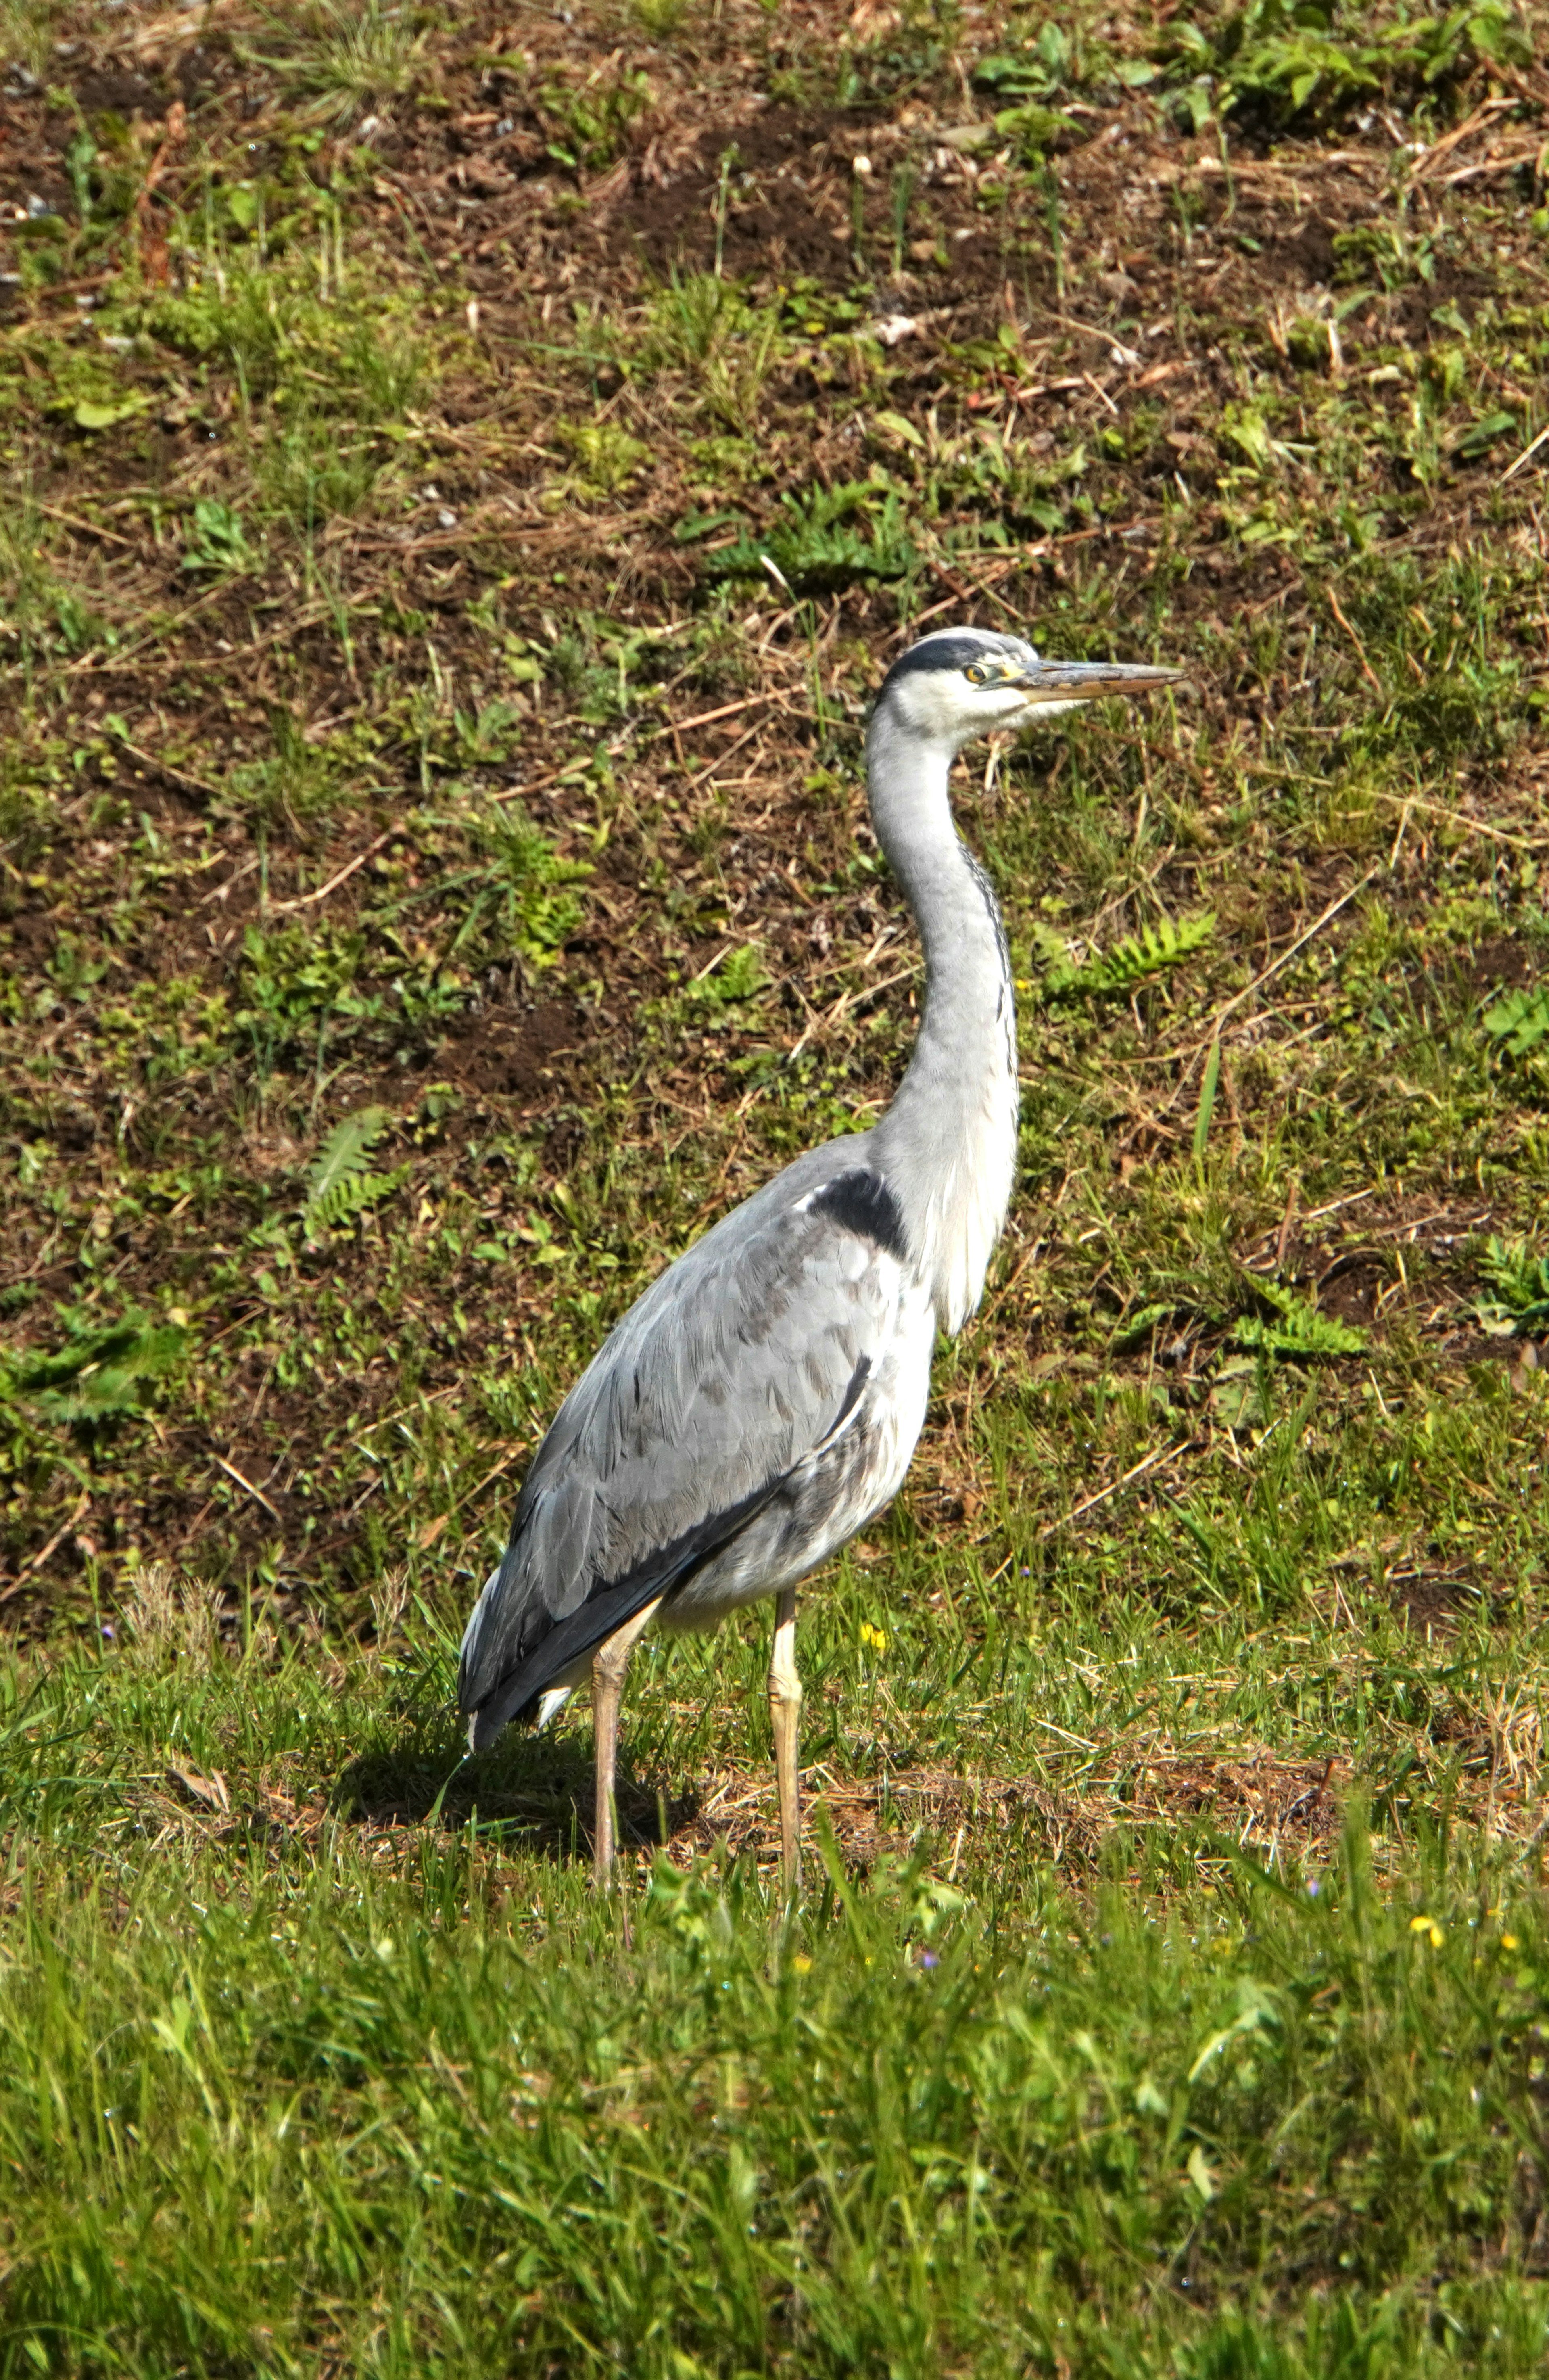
xmin=331 ymin=1742 xmax=1355 ymax=1880
xmin=1470 ymin=935 xmax=1539 ymax=991
xmin=641 ymin=1750 xmax=1351 ymax=1875
xmin=1388 ymin=1560 xmax=1492 ymax=1632
xmin=1317 ymin=1255 xmax=1386 ymax=1330
xmin=438 ymin=999 xmax=587 ymax=1101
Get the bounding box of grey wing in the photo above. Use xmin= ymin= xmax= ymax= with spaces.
xmin=456 ymin=1160 xmax=909 ymax=1747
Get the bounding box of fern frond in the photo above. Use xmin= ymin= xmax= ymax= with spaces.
xmin=305 ymin=1107 xmax=389 ymax=1206
xmin=3 ymin=1308 xmax=192 ymax=1423
xmin=301 ymin=1110 xmax=404 ymax=1239
xmin=308 ymin=1166 xmax=407 ymax=1237
xmin=1049 ymin=911 xmax=1216 ymax=1000
xmin=687 ymin=945 xmax=767 ymax=1009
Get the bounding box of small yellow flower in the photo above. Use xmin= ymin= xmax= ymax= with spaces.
xmin=791 ymin=1954 xmax=812 ymax=1975
xmin=1502 ymin=1933 xmax=1520 ymax=1952
xmin=859 ymin=1621 xmax=888 ymax=1654
xmin=1411 ymin=1914 xmax=1445 ymax=1948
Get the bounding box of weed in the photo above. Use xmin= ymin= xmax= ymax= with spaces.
xmin=633 ymin=0 xmax=694 ymax=34
xmin=1233 ymin=1278 xmax=1368 ymax=1356
xmin=555 ymin=418 xmax=651 ymax=495
xmin=888 ymin=160 xmax=918 ymax=278
xmin=260 ymin=407 xmax=389 ymax=532
xmin=1485 ymin=987 xmax=1549 ymax=1059
xmin=1475 ymin=1235 xmax=1549 ymax=1335
xmin=0 ymin=1303 xmax=190 ymax=1426
xmin=180 ymin=498 xmax=257 ymax=576
xmin=465 ymin=802 xmax=593 ymax=969
xmin=1158 ymin=0 xmax=1534 ymax=130
xmin=537 ymin=61 xmax=653 ymax=172
xmin=234 ymin=918 xmax=376 ymax=1075
xmin=0 ymin=0 xmax=61 ymax=77
xmin=842 ymin=0 xmax=967 ymax=101
xmin=228 ymin=709 xmax=344 ymax=829
xmin=711 ymin=480 xmax=917 ymax=592
xmin=925 ymin=416 xmax=1091 ymax=536
xmin=993 ymin=100 xmax=1081 ymax=166
xmin=454 ymin=698 xmax=526 ymax=765
xmin=973 ymin=21 xmax=1097 ymax=99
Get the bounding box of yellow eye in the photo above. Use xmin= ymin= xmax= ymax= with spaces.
xmin=964 ymin=662 xmax=988 ymax=685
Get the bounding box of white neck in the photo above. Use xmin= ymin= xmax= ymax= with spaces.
xmin=866 ymin=708 xmax=1019 ymax=1334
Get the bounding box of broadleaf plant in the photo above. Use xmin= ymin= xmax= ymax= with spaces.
xmin=708 ymin=482 xmax=917 ymax=594
xmin=1474 ymin=1236 xmax=1549 ymax=1337
xmin=0 ymin=1305 xmax=192 ymax=1425
xmin=1483 ymin=987 xmax=1549 ymax=1059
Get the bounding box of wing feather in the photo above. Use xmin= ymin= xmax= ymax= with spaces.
xmin=457 ymin=1156 xmax=905 ymax=1741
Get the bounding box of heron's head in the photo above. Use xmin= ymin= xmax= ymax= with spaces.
xmin=875 ymin=626 xmax=1183 ymax=754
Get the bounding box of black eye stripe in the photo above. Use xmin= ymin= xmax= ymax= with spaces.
xmin=880 ymin=635 xmax=1006 ymax=691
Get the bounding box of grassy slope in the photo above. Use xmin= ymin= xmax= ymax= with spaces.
xmin=2 ymin=0 xmax=1549 ymax=2367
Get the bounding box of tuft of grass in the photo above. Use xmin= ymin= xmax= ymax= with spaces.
xmin=240 ymin=0 xmax=435 ymax=125
xmin=632 ymin=0 xmax=695 ymax=37
xmin=643 ymin=273 xmax=786 ymax=431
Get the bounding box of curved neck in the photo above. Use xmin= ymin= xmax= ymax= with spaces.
xmin=866 ymin=708 xmax=1019 ymax=1335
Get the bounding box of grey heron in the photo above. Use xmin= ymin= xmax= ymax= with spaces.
xmin=457 ymin=627 xmax=1181 ymax=1888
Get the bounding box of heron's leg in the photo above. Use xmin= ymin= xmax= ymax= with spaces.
xmin=768 ymin=1585 xmax=803 ymax=1897
xmin=591 ymin=1641 xmax=626 ymax=1881
xmin=590 ymin=1597 xmax=663 ymax=1884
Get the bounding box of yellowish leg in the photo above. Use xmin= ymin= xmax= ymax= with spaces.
xmin=591 ymin=1648 xmax=625 ymax=1882
xmin=768 ymin=1586 xmax=803 ymax=1898
xmin=590 ymin=1598 xmax=662 ymax=1885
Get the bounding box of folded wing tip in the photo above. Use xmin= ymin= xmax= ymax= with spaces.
xmin=466 ymin=1699 xmax=509 ymax=1755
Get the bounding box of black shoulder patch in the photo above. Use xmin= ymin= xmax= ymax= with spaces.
xmin=809 ymin=1168 xmax=908 ymax=1262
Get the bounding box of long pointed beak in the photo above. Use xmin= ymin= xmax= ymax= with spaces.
xmin=1012 ymin=660 xmax=1186 ymax=706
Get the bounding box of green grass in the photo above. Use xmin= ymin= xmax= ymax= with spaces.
xmin=5 ymin=1582 xmax=1549 ymax=2377
xmin=2 ymin=0 xmax=1549 ymax=2364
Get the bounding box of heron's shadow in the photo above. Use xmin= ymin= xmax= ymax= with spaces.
xmin=332 ymin=1705 xmax=699 ymax=1862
